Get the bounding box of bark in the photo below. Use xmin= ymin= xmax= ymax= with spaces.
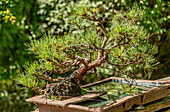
xmin=45 ymin=77 xmax=83 ymax=101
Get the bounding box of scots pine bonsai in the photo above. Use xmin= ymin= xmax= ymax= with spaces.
xmin=16 ymin=5 xmax=158 ymax=100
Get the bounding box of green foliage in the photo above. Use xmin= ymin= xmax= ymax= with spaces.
xmin=81 ymin=88 xmax=88 ymax=95
xmin=16 ymin=62 xmax=47 ymax=89
xmin=36 ymin=0 xmax=115 ymax=35
xmin=37 ymin=0 xmax=75 ymax=34
xmin=94 ymin=0 xmax=169 ymax=79
xmin=0 ymin=0 xmax=42 ymax=80
xmin=67 ymin=0 xmax=169 ymax=79
xmin=36 ymin=0 xmax=169 ymax=48
xmin=137 ymin=0 xmax=169 ymax=39
xmin=0 ymin=0 xmax=16 ymax=24
xmin=96 ymin=7 xmax=159 ymax=79
xmin=16 ymin=5 xmax=158 ymax=93
xmin=70 ymin=3 xmax=159 ymax=79
xmin=0 ymin=0 xmax=41 ymax=111
xmin=0 ymin=79 xmax=36 ymax=112
xmin=89 ymin=0 xmax=169 ymax=39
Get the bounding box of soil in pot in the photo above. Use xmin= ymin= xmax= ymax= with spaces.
xmin=45 ymin=78 xmax=87 ymax=101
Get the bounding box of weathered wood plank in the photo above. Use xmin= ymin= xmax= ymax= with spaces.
xmin=128 ymin=96 xmax=170 ymax=112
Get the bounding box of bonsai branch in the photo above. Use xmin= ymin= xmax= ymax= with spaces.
xmin=33 ymin=72 xmax=65 ymax=82
xmin=63 ymin=50 xmax=88 ymax=68
xmin=70 ymin=45 xmax=93 ymax=54
xmin=101 ymin=35 xmax=109 ymax=49
xmin=33 ymin=87 xmax=45 ymax=94
xmin=107 ymin=56 xmax=145 ymax=67
xmin=73 ymin=22 xmax=91 ymax=30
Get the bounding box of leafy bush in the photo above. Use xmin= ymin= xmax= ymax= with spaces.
xmin=0 ymin=0 xmax=39 ymax=111
xmin=16 ymin=5 xmax=158 ymax=100
xmin=0 ymin=79 xmax=36 ymax=112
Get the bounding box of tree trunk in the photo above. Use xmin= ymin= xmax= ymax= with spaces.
xmin=45 ymin=77 xmax=83 ymax=100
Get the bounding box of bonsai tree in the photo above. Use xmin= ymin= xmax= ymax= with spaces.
xmin=16 ymin=5 xmax=158 ymax=100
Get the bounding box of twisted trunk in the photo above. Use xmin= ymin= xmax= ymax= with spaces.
xmin=45 ymin=77 xmax=83 ymax=100
xmin=45 ymin=54 xmax=108 ymax=100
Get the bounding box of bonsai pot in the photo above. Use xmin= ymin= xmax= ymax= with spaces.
xmin=26 ymin=77 xmax=170 ymax=112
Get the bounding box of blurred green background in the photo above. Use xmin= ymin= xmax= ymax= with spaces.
xmin=0 ymin=0 xmax=169 ymax=112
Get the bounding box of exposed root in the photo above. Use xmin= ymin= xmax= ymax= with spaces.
xmin=45 ymin=78 xmax=83 ymax=100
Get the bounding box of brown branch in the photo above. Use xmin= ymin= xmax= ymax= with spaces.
xmin=70 ymin=46 xmax=93 ymax=54
xmin=97 ymin=50 xmax=103 ymax=60
xmin=69 ymin=54 xmax=108 ymax=79
xmin=108 ymin=39 xmax=131 ymax=50
xmin=82 ymin=16 xmax=99 ymax=22
xmin=63 ymin=50 xmax=88 ymax=69
xmin=33 ymin=72 xmax=65 ymax=82
xmin=86 ymin=67 xmax=97 ymax=75
xmin=80 ymin=43 xmax=93 ymax=49
xmin=52 ymin=67 xmax=73 ymax=74
xmin=101 ymin=35 xmax=109 ymax=49
xmin=58 ymin=69 xmax=74 ymax=74
xmin=107 ymin=56 xmax=144 ymax=67
xmin=107 ymin=61 xmax=134 ymax=66
xmin=46 ymin=57 xmax=66 ymax=68
xmin=107 ymin=38 xmax=116 ymax=45
xmin=95 ymin=19 xmax=109 ymax=60
xmin=73 ymin=22 xmax=91 ymax=30
xmin=53 ymin=55 xmax=63 ymax=63
xmin=51 ymin=58 xmax=82 ymax=74
xmin=76 ymin=56 xmax=88 ymax=68
xmin=89 ymin=55 xmax=108 ymax=69
xmin=51 ymin=59 xmax=77 ymax=71
xmin=69 ymin=46 xmax=95 ymax=62
xmin=57 ymin=59 xmax=80 ymax=74
xmin=81 ymin=43 xmax=100 ymax=51
xmin=33 ymin=87 xmax=45 ymax=94
xmin=99 ymin=19 xmax=107 ymax=33
xmin=63 ymin=50 xmax=76 ymax=60
xmin=87 ymin=8 xmax=97 ymax=18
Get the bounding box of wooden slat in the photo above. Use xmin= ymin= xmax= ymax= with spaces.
xmin=128 ymin=96 xmax=170 ymax=112
xmin=26 ymin=92 xmax=105 ymax=108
